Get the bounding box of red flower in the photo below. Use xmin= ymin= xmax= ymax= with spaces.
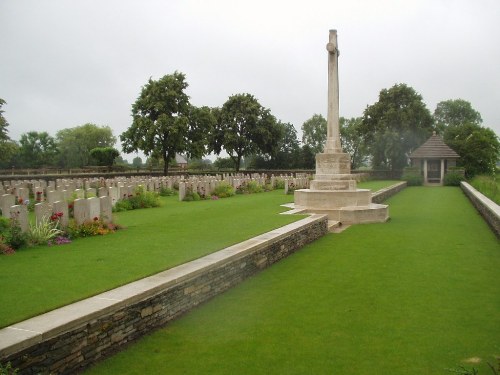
xmin=93 ymin=216 xmax=99 ymax=221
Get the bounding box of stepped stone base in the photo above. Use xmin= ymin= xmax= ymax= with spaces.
xmin=294 ymin=188 xmax=389 ymax=225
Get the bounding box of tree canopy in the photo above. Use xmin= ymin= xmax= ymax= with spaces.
xmin=56 ymin=124 xmax=116 ymax=168
xmin=121 ymin=72 xmax=212 ymax=175
xmin=19 ymin=131 xmax=58 ymax=168
xmin=0 ymin=98 xmax=10 ymax=142
xmin=0 ymin=98 xmax=17 ymax=167
xmin=340 ymin=117 xmax=367 ymax=169
xmin=250 ymin=122 xmax=301 ymax=169
xmin=360 ymin=83 xmax=434 ymax=171
xmin=211 ymin=93 xmax=282 ymax=171
xmin=301 ymin=114 xmax=327 ymax=155
xmin=89 ymin=147 xmax=120 ymax=167
xmin=434 ymin=99 xmax=482 ymax=132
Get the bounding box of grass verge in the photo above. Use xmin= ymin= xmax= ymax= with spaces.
xmin=470 ymin=175 xmax=500 ymax=204
xmin=87 ymin=187 xmax=500 ymax=375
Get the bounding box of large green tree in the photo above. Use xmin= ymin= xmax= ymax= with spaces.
xmin=89 ymin=147 xmax=120 ymax=168
xmin=444 ymin=123 xmax=499 ymax=177
xmin=435 ymin=99 xmax=499 ymax=177
xmin=211 ymin=93 xmax=282 ymax=171
xmin=56 ymin=124 xmax=116 ymax=168
xmin=273 ymin=122 xmax=301 ymax=169
xmin=0 ymin=98 xmax=18 ymax=167
xmin=19 ymin=131 xmax=58 ymax=168
xmin=360 ymin=83 xmax=434 ymax=171
xmin=0 ymin=98 xmax=10 ymax=142
xmin=301 ymin=114 xmax=327 ymax=155
xmin=121 ymin=72 xmax=212 ymax=175
xmin=340 ymin=117 xmax=367 ymax=169
xmin=300 ymin=144 xmax=316 ymax=169
xmin=434 ymin=99 xmax=482 ymax=132
xmin=253 ymin=122 xmax=301 ymax=169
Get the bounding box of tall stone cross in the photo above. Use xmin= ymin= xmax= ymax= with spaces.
xmin=323 ymin=29 xmax=342 ymax=153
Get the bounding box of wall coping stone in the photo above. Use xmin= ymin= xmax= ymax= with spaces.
xmin=0 ymin=214 xmax=327 ymax=360
xmin=371 ymin=181 xmax=407 ymax=203
xmin=461 ymin=181 xmax=500 ymax=238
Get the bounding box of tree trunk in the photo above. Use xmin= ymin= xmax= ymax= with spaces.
xmin=163 ymin=153 xmax=169 ymax=176
xmin=235 ymin=155 xmax=241 ymax=172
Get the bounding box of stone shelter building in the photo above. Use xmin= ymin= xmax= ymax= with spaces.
xmin=409 ymin=132 xmax=460 ymax=185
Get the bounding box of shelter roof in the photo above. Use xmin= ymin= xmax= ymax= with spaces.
xmin=409 ymin=132 xmax=460 ymax=159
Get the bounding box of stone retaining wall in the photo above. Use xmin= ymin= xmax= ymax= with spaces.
xmin=461 ymin=181 xmax=500 ymax=238
xmin=0 ymin=215 xmax=328 ymax=374
xmin=371 ymin=181 xmax=407 ymax=203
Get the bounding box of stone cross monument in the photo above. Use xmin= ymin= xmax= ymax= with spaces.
xmin=324 ymin=29 xmax=341 ymax=153
xmin=293 ymin=30 xmax=389 ymax=225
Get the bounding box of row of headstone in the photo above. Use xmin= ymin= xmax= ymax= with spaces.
xmin=1 ymin=173 xmax=314 ymax=207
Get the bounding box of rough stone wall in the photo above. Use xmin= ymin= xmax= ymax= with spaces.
xmin=371 ymin=181 xmax=407 ymax=204
xmin=1 ymin=217 xmax=328 ymax=374
xmin=461 ymin=182 xmax=500 ymax=239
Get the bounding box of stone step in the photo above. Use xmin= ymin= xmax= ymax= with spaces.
xmin=280 ymin=207 xmax=307 ymax=215
xmin=328 ymin=220 xmax=340 ymax=231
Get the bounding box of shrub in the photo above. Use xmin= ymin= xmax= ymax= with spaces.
xmin=444 ymin=172 xmax=465 ymax=186
xmin=402 ymin=174 xmax=423 ymax=186
xmin=235 ymin=183 xmax=246 ymax=194
xmin=0 ymin=361 xmax=18 ymax=374
xmin=0 ymin=240 xmax=15 ymax=255
xmin=183 ymin=188 xmax=201 ymax=201
xmin=264 ymin=183 xmax=274 ymax=192
xmin=402 ymin=167 xmax=423 ymax=186
xmin=235 ymin=180 xmax=264 ymax=195
xmin=212 ymin=182 xmax=235 ymax=198
xmin=159 ymin=187 xmax=176 ymax=196
xmin=27 ymin=216 xmax=63 ymax=246
xmin=246 ymin=180 xmax=263 ymax=194
xmin=275 ymin=178 xmax=285 ymax=189
xmin=0 ymin=217 xmax=10 ymax=238
xmin=113 ymin=186 xmax=160 ymax=211
xmin=66 ymin=218 xmax=120 ymax=239
xmin=3 ymin=219 xmax=28 ymax=250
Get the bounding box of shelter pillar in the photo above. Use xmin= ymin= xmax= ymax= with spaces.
xmin=423 ymin=159 xmax=428 ymax=184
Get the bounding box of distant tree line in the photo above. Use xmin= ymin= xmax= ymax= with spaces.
xmin=1 ymin=76 xmax=498 ymax=177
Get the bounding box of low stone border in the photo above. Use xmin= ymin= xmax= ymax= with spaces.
xmin=371 ymin=181 xmax=407 ymax=203
xmin=0 ymin=214 xmax=328 ymax=374
xmin=461 ymin=181 xmax=500 ymax=238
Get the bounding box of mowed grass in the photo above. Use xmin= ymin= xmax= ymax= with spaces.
xmin=0 ymin=190 xmax=303 ymax=328
xmin=87 ymin=187 xmax=500 ymax=375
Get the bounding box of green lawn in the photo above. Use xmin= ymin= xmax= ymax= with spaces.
xmin=87 ymin=187 xmax=500 ymax=375
xmin=0 ymin=181 xmax=399 ymax=329
xmin=0 ymin=191 xmax=303 ymax=328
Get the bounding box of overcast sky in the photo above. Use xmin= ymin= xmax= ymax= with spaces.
xmin=2 ymin=0 xmax=499 ymax=160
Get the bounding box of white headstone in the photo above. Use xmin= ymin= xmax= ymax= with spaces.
xmin=87 ymin=197 xmax=100 ymax=222
xmin=100 ymin=196 xmax=113 ymax=224
xmin=10 ymin=205 xmax=28 ymax=233
xmin=34 ymin=202 xmax=53 ymax=225
xmin=73 ymin=199 xmax=87 ymax=226
xmin=179 ymin=182 xmax=186 ymax=201
xmin=0 ymin=194 xmax=15 ymax=218
xmin=52 ymin=200 xmax=69 ymax=229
